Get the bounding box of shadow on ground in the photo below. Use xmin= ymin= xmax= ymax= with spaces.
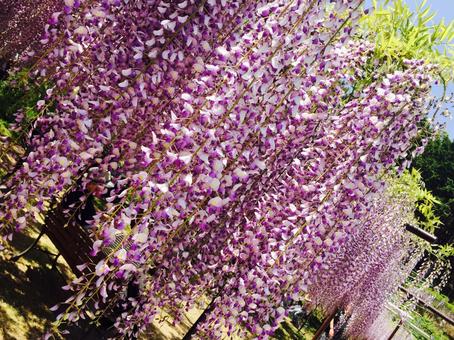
xmin=0 ymin=226 xmax=110 ymax=339
xmin=0 ymin=226 xmax=194 ymax=340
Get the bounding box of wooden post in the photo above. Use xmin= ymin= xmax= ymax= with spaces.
xmin=399 ymin=286 xmax=454 ymax=325
xmin=312 ymin=308 xmax=337 ymax=340
xmin=404 ymin=224 xmax=437 ymax=243
xmin=386 ymin=319 xmax=402 ymax=340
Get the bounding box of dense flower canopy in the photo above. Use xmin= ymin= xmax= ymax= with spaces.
xmin=0 ymin=0 xmax=445 ymax=338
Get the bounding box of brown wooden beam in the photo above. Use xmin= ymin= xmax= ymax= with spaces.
xmin=386 ymin=319 xmax=402 ymax=340
xmin=404 ymin=224 xmax=437 ymax=243
xmin=312 ymin=308 xmax=337 ymax=340
xmin=399 ymin=286 xmax=454 ymax=325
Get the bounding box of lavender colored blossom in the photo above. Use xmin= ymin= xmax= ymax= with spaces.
xmin=0 ymin=0 xmax=442 ymax=338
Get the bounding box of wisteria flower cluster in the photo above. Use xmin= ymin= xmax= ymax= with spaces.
xmin=308 ymin=176 xmax=429 ymax=337
xmin=0 ymin=0 xmax=441 ymax=338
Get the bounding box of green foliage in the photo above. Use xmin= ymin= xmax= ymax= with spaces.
xmin=411 ymin=132 xmax=454 ymax=296
xmin=412 ymin=132 xmax=454 ymax=246
xmin=409 ymin=309 xmax=451 ymax=340
xmin=388 ymin=168 xmax=454 ymax=262
xmin=0 ymin=69 xmax=46 ymax=137
xmin=389 ymin=168 xmax=442 ymax=234
xmin=413 ymin=132 xmax=454 ymax=206
xmin=0 ymin=119 xmax=12 ymax=137
xmin=360 ymin=0 xmax=454 ymax=82
xmin=426 ymin=287 xmax=454 ymax=315
xmin=429 ymin=243 xmax=454 ymax=262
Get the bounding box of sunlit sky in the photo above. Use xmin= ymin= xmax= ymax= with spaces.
xmin=365 ymin=0 xmax=454 ymax=139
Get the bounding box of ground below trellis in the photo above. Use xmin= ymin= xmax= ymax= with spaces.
xmin=0 ymin=226 xmax=244 ymax=340
xmin=2 ymin=225 xmax=439 ymax=340
xmin=0 ymin=225 xmax=98 ymax=339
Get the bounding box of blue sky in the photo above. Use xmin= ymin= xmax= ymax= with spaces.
xmin=365 ymin=0 xmax=454 ymax=139
xmin=411 ymin=0 xmax=454 ymax=139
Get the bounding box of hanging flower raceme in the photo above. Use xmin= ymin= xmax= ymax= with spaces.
xmin=305 ymin=177 xmax=423 ymax=338
xmin=0 ymin=0 xmax=442 ymax=339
